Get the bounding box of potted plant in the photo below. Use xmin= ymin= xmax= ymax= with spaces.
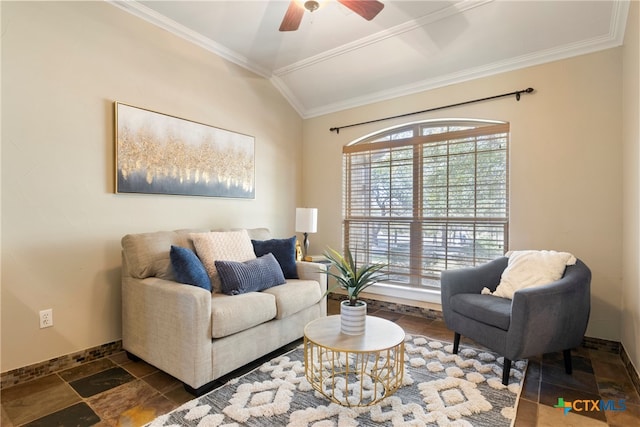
xmin=323 ymin=247 xmax=387 ymax=335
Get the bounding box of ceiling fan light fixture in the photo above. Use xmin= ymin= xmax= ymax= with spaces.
xmin=280 ymin=0 xmax=383 ymax=31
xmin=304 ymin=0 xmax=320 ymax=13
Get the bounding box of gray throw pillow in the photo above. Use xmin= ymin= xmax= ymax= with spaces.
xmin=215 ymin=253 xmax=286 ymax=295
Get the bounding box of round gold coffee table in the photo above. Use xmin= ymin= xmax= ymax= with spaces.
xmin=303 ymin=315 xmax=405 ymax=407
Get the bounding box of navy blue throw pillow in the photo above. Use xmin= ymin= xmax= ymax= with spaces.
xmin=215 ymin=253 xmax=286 ymax=295
xmin=170 ymin=245 xmax=212 ymax=291
xmin=251 ymin=236 xmax=298 ymax=279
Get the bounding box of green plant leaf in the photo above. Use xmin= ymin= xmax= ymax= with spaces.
xmin=321 ymin=246 xmax=387 ymax=305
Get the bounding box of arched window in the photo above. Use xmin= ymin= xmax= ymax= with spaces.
xmin=342 ymin=119 xmax=509 ymax=294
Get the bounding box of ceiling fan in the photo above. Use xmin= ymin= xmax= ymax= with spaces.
xmin=279 ymin=0 xmax=385 ymax=32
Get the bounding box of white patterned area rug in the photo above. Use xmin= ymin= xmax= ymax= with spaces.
xmin=148 ymin=335 xmax=526 ymax=427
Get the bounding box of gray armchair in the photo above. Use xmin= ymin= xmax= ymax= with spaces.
xmin=441 ymin=257 xmax=591 ymax=385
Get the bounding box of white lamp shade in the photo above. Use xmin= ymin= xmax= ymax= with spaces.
xmin=295 ymin=208 xmax=318 ymax=233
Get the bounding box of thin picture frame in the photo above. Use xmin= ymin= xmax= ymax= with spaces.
xmin=114 ymin=102 xmax=255 ymax=199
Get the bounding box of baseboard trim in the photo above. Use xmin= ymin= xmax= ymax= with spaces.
xmin=582 ymin=335 xmax=621 ymax=353
xmin=621 ymin=343 xmax=640 ymax=398
xmin=1 ymin=340 xmax=122 ymax=390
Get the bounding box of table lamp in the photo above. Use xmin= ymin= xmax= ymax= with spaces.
xmin=295 ymin=207 xmax=317 ymax=259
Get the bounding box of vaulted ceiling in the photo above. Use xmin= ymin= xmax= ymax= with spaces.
xmin=110 ymin=0 xmax=630 ymax=118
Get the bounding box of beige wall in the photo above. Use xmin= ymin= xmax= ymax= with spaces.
xmin=1 ymin=2 xmax=303 ymax=372
xmin=1 ymin=0 xmax=635 ymax=375
xmin=622 ymin=0 xmax=640 ymax=377
xmin=303 ymin=48 xmax=623 ymax=341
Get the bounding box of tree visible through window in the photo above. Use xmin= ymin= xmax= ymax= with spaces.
xmin=343 ymin=120 xmax=509 ymax=290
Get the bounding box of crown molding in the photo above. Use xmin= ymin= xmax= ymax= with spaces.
xmin=273 ymin=0 xmax=493 ymax=77
xmin=269 ymin=76 xmax=307 ymax=118
xmin=107 ymin=0 xmax=630 ymax=120
xmin=106 ymin=0 xmax=271 ymax=78
xmin=303 ymin=33 xmax=628 ymax=118
xmin=301 ymin=0 xmax=631 ymax=118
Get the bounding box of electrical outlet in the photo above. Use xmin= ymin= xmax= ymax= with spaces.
xmin=39 ymin=309 xmax=53 ymax=328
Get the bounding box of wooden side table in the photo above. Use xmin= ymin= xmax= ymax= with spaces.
xmin=303 ymin=315 xmax=405 ymax=407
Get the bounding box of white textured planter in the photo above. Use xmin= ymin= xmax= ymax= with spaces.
xmin=340 ymin=300 xmax=367 ymax=335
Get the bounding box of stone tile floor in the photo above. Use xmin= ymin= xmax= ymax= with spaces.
xmin=1 ymin=300 xmax=639 ymax=426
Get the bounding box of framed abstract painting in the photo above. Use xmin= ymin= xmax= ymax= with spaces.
xmin=115 ymin=102 xmax=255 ymax=199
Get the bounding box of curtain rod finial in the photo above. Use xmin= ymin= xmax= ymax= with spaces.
xmin=516 ymin=87 xmax=535 ymax=101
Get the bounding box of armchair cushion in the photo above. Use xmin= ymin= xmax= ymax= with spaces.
xmin=252 ymin=236 xmax=298 ymax=279
xmin=489 ymin=250 xmax=577 ymax=299
xmin=450 ymin=294 xmax=512 ymax=330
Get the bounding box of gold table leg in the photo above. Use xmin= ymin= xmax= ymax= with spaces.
xmin=304 ymin=337 xmax=405 ymax=407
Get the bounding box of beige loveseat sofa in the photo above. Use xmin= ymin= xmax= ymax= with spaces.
xmin=121 ymin=228 xmax=327 ymax=395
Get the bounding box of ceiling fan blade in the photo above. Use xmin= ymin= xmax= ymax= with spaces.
xmin=279 ymin=1 xmax=304 ymax=31
xmin=338 ymin=0 xmax=385 ymax=21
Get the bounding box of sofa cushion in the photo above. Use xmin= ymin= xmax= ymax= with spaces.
xmin=191 ymin=230 xmax=256 ymax=293
xmin=122 ymin=229 xmax=206 ymax=280
xmin=450 ymin=293 xmax=512 ymax=331
xmin=215 ymin=253 xmax=286 ymax=295
xmin=210 ymin=292 xmax=277 ymax=338
xmin=252 ymin=236 xmax=298 ymax=279
xmin=262 ymin=279 xmax=322 ymax=319
xmin=169 ymin=246 xmax=212 ymax=291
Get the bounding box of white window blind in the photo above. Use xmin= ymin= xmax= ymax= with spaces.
xmin=343 ymin=121 xmax=509 ymax=289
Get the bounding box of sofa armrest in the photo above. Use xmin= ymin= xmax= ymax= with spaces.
xmin=508 ymin=259 xmax=591 ymax=358
xmin=122 ymin=276 xmax=212 ymax=388
xmin=296 ymin=261 xmax=328 ymax=294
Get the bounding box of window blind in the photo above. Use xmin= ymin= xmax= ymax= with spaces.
xmin=343 ymin=122 xmax=509 ymax=289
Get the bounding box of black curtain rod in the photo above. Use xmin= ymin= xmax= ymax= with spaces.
xmin=329 ymin=87 xmax=535 ymax=134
